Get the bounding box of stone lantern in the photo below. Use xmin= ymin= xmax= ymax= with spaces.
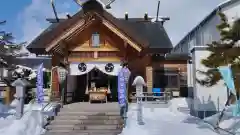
xmin=132 ymin=76 xmax=146 ymax=125
xmin=11 ymin=78 xmax=31 ymax=119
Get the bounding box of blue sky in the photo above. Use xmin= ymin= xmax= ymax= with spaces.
xmin=0 ymin=0 xmax=225 ymax=45
xmin=0 ymin=0 xmax=32 ymax=40
xmin=0 ymin=0 xmax=79 ymax=43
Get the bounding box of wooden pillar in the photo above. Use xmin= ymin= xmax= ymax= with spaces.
xmin=63 ymin=43 xmax=69 ymax=104
xmin=146 ymin=66 xmax=153 ymax=93
xmin=5 ymin=87 xmax=11 ymax=104
xmin=123 ymin=41 xmax=130 ymax=102
xmin=51 ymin=67 xmax=60 ymax=100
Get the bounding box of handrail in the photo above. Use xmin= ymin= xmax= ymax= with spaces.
xmin=132 ymin=92 xmax=171 ymax=94
xmin=132 ymin=91 xmax=172 ymax=103
xmin=41 ymin=102 xmax=51 ymax=111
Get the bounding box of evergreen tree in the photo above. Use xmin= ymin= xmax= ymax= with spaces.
xmin=0 ymin=20 xmax=32 ymax=82
xmin=198 ymin=12 xmax=240 ymax=98
xmin=0 ymin=20 xmax=26 ymax=59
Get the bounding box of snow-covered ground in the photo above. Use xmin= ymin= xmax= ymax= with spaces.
xmin=0 ymin=101 xmax=59 ymax=135
xmin=120 ymin=98 xmax=240 ymax=135
xmin=1 ymin=97 xmax=240 ymax=135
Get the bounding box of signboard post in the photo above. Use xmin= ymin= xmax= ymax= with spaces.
xmin=118 ymin=65 xmax=131 ymax=127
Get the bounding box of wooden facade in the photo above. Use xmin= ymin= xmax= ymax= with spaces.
xmin=27 ymin=0 xmax=190 ymax=103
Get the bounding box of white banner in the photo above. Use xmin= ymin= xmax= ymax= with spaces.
xmin=69 ymin=62 xmax=121 ymax=76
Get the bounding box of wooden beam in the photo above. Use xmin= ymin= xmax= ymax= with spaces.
xmin=46 ymin=19 xmax=86 ymax=52
xmin=124 ymin=41 xmax=128 ymax=48
xmin=68 ymin=57 xmax=121 ymax=63
xmin=103 ymin=34 xmax=125 ymax=51
xmin=53 ymin=46 xmax=63 ymax=55
xmin=65 ymin=19 xmax=97 ymax=42
xmin=72 ymin=47 xmax=119 ymax=52
xmin=102 ymin=19 xmax=142 ymax=52
xmin=46 ymin=13 xmax=99 ymax=52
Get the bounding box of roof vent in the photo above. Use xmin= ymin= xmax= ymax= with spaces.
xmin=125 ymin=12 xmax=128 ymax=20
xmin=144 ymin=12 xmax=148 ymax=20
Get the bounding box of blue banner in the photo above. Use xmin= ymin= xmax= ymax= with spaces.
xmin=37 ymin=63 xmax=44 ymax=104
xmin=118 ymin=68 xmax=126 ymax=106
xmin=233 ymin=100 xmax=240 ymax=116
xmin=218 ymin=66 xmax=236 ymax=95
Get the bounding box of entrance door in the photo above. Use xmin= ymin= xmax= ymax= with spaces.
xmin=88 ymin=68 xmax=108 ymax=89
xmin=88 ymin=68 xmax=118 ymax=102
xmin=153 ymin=69 xmax=180 ymax=92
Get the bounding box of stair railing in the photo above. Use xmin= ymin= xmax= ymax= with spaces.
xmin=132 ymin=91 xmax=172 ymax=103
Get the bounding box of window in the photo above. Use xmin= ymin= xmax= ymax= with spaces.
xmin=153 ymin=69 xmax=180 ymax=89
xmin=91 ymin=32 xmax=100 ymax=47
xmin=165 ymin=74 xmax=179 ymax=88
xmin=179 ymin=72 xmax=187 ymax=86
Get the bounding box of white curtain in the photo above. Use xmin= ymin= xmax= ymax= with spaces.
xmin=69 ymin=63 xmax=95 ymax=76
xmin=95 ymin=63 xmax=121 ymax=76
xmin=70 ymin=62 xmax=121 ymax=95
xmin=69 ymin=62 xmax=121 ymax=76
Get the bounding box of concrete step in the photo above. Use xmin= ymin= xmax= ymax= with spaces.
xmin=55 ymin=115 xmax=121 ymax=120
xmin=45 ymin=132 xmax=120 ymax=135
xmin=51 ymin=119 xmax=123 ymax=125
xmin=73 ymin=125 xmax=122 ymax=130
xmin=46 ymin=129 xmax=122 ymax=134
xmin=58 ymin=111 xmax=120 ymax=116
xmin=46 ymin=125 xmax=74 ymax=130
xmin=46 ymin=124 xmax=122 ymax=130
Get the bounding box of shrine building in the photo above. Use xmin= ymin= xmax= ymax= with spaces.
xmin=27 ymin=0 xmax=190 ymax=103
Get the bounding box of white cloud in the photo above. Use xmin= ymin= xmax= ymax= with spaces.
xmin=19 ymin=0 xmax=225 ymax=46
xmin=18 ymin=0 xmax=75 ymax=44
xmin=18 ymin=0 xmax=53 ymax=43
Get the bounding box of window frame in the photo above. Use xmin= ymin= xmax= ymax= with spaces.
xmin=91 ymin=32 xmax=100 ymax=48
xmin=164 ymin=73 xmax=180 ymax=89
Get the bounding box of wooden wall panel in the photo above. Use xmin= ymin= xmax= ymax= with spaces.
xmin=146 ymin=66 xmax=153 ymax=93
xmin=68 ymin=57 xmax=122 ymax=63
xmin=163 ymin=64 xmax=187 ymax=73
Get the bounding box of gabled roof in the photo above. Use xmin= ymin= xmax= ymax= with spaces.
xmin=118 ymin=18 xmax=172 ymax=49
xmin=27 ymin=0 xmax=172 ymax=54
xmin=175 ymin=0 xmax=240 ymax=48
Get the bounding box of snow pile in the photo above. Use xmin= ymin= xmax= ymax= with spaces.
xmin=120 ymin=104 xmax=149 ymax=135
xmin=0 ymin=103 xmax=12 ymax=113
xmin=0 ymin=103 xmax=16 ymax=130
xmin=202 ymin=105 xmax=240 ymax=133
xmin=168 ymin=98 xmax=240 ymax=133
xmin=120 ymin=103 xmax=219 ymax=135
xmin=0 ymin=102 xmax=51 ymax=135
xmin=0 ymin=110 xmax=46 ymax=135
xmin=0 ymin=103 xmax=17 ymax=117
xmin=168 ymin=98 xmax=192 ymax=114
xmin=120 ymin=98 xmax=240 ymax=135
